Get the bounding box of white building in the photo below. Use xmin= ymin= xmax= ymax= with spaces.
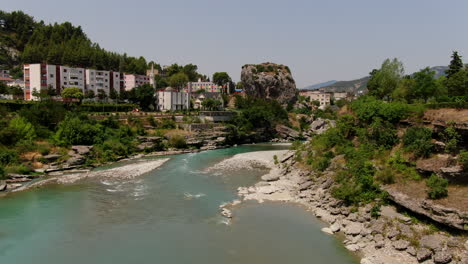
xmin=333 ymin=92 xmax=348 ymax=101
xmin=185 ymin=78 xmax=223 ymax=93
xmin=85 ymin=69 xmax=122 ymax=95
xmin=24 ymin=64 xmax=85 ymax=100
xmin=299 ymin=90 xmax=331 ymax=108
xmin=156 ymin=87 xmax=190 ymax=111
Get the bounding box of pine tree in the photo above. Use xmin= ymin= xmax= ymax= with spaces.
xmin=446 ymin=51 xmax=463 ymax=79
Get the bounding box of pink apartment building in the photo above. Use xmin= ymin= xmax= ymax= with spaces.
xmin=123 ymin=74 xmax=150 ymax=91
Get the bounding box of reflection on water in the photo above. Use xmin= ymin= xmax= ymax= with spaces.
xmin=0 ymin=144 xmax=358 ymax=264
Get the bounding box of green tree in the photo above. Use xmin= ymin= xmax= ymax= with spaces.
xmin=169 ymin=72 xmax=189 ymax=91
xmin=392 ymin=77 xmax=415 ymax=102
xmin=61 ymin=87 xmax=83 ymax=99
xmin=109 ymin=88 xmax=118 ymax=100
xmin=412 ymin=67 xmax=437 ymax=102
xmin=8 ymin=116 xmax=36 ymax=142
xmin=127 ymin=84 xmax=155 ymax=111
xmin=367 ymin=58 xmax=404 ymax=100
xmin=97 ymin=89 xmax=107 ymax=100
xmin=445 ymin=68 xmax=468 ymax=97
xmin=212 ymin=72 xmax=232 ymax=86
xmin=84 ymin=90 xmax=95 ymax=99
xmin=446 ymin=51 xmax=463 ymax=79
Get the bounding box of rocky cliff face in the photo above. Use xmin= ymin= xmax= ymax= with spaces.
xmin=241 ymin=63 xmax=297 ymax=105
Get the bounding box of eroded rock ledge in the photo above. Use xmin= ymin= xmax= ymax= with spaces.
xmin=383 ymin=186 xmax=468 ymax=231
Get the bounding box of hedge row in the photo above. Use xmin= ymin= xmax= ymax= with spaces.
xmin=0 ymin=100 xmax=137 ymax=113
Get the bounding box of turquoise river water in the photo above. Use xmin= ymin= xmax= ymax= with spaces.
xmin=0 ymin=144 xmax=358 ymax=264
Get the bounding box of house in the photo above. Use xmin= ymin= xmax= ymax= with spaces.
xmin=300 ymin=90 xmax=331 ymax=108
xmin=192 ymin=92 xmax=224 ymax=110
xmin=156 ymin=87 xmax=190 ymax=112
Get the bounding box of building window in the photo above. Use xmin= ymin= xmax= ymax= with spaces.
xmin=64 ymin=69 xmax=67 ymax=72
xmin=50 ymin=74 xmax=54 ymax=78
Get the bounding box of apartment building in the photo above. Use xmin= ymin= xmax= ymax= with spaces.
xmin=85 ymin=69 xmax=122 ymax=95
xmin=185 ymin=79 xmax=223 ymax=93
xmin=300 ymin=90 xmax=331 ymax=108
xmin=24 ymin=64 xmax=85 ymax=100
xmin=156 ymin=87 xmax=190 ymax=111
xmin=124 ymin=74 xmax=150 ymax=91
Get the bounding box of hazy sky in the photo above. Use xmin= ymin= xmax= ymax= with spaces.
xmin=3 ymin=0 xmax=468 ymax=87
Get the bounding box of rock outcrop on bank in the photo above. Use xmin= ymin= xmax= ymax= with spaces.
xmin=241 ymin=62 xmax=297 ymax=105
xmin=222 ymin=150 xmax=468 ymax=264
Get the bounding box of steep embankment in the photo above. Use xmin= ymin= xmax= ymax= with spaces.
xmin=223 ymin=151 xmax=468 ymax=264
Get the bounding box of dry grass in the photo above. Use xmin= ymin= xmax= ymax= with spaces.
xmin=424 ymin=108 xmax=468 ymax=126
xmin=389 ymin=180 xmax=468 ymax=212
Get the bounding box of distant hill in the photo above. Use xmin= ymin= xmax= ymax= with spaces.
xmin=416 ymin=66 xmax=448 ymax=79
xmin=319 ymin=76 xmax=370 ymax=94
xmin=303 ymin=66 xmax=449 ymax=95
xmin=302 ymin=80 xmax=337 ymax=90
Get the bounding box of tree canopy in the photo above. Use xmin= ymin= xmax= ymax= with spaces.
xmin=168 ymin=72 xmax=189 ymax=90
xmin=212 ymin=72 xmax=231 ymax=86
xmin=367 ymin=58 xmax=404 ymax=100
xmin=61 ymin=87 xmax=83 ymax=99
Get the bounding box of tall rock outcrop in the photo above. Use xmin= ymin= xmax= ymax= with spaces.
xmin=241 ymin=63 xmax=297 ymax=105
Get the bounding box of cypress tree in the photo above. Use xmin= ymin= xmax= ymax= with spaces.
xmin=446 ymin=51 xmax=463 ymax=79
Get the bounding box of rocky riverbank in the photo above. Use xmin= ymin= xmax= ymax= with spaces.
xmin=219 ymin=150 xmax=468 ymax=264
xmin=9 ymin=158 xmax=169 ymax=194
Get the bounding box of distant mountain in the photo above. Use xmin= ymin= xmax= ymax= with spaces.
xmin=302 ymin=80 xmax=337 ymax=90
xmin=319 ymin=76 xmax=370 ymax=94
xmin=307 ymin=66 xmax=449 ymax=95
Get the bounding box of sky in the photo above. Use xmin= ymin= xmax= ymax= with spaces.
xmin=3 ymin=0 xmax=468 ymax=88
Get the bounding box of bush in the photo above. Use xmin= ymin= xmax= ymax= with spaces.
xmin=146 ymin=116 xmax=158 ymax=127
xmin=375 ymin=167 xmax=395 ymax=184
xmin=53 ymin=115 xmax=104 ymax=146
xmin=160 ymin=118 xmax=176 ymax=129
xmin=460 ymin=151 xmax=468 ymax=169
xmin=426 ymin=174 xmax=448 ymax=199
xmin=6 ymin=164 xmax=33 ymax=175
xmin=309 ymin=151 xmax=334 ymax=172
xmin=439 ymin=124 xmax=460 ymax=153
xmin=351 ymin=96 xmax=412 ymax=124
xmin=8 ymin=116 xmax=36 ymax=142
xmin=403 ymin=127 xmax=433 ymax=158
xmin=370 ymin=204 xmax=381 ymax=218
xmin=168 ymin=135 xmax=187 ymax=149
xmin=366 ymin=118 xmax=399 ymax=149
xmin=92 ymin=139 xmax=135 ymax=162
xmin=0 ymin=148 xmax=19 ymax=165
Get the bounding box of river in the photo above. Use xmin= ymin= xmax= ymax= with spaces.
xmin=0 ymin=144 xmax=358 ymax=264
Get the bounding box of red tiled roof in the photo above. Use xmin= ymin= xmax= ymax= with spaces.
xmin=0 ymin=77 xmax=14 ymax=82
